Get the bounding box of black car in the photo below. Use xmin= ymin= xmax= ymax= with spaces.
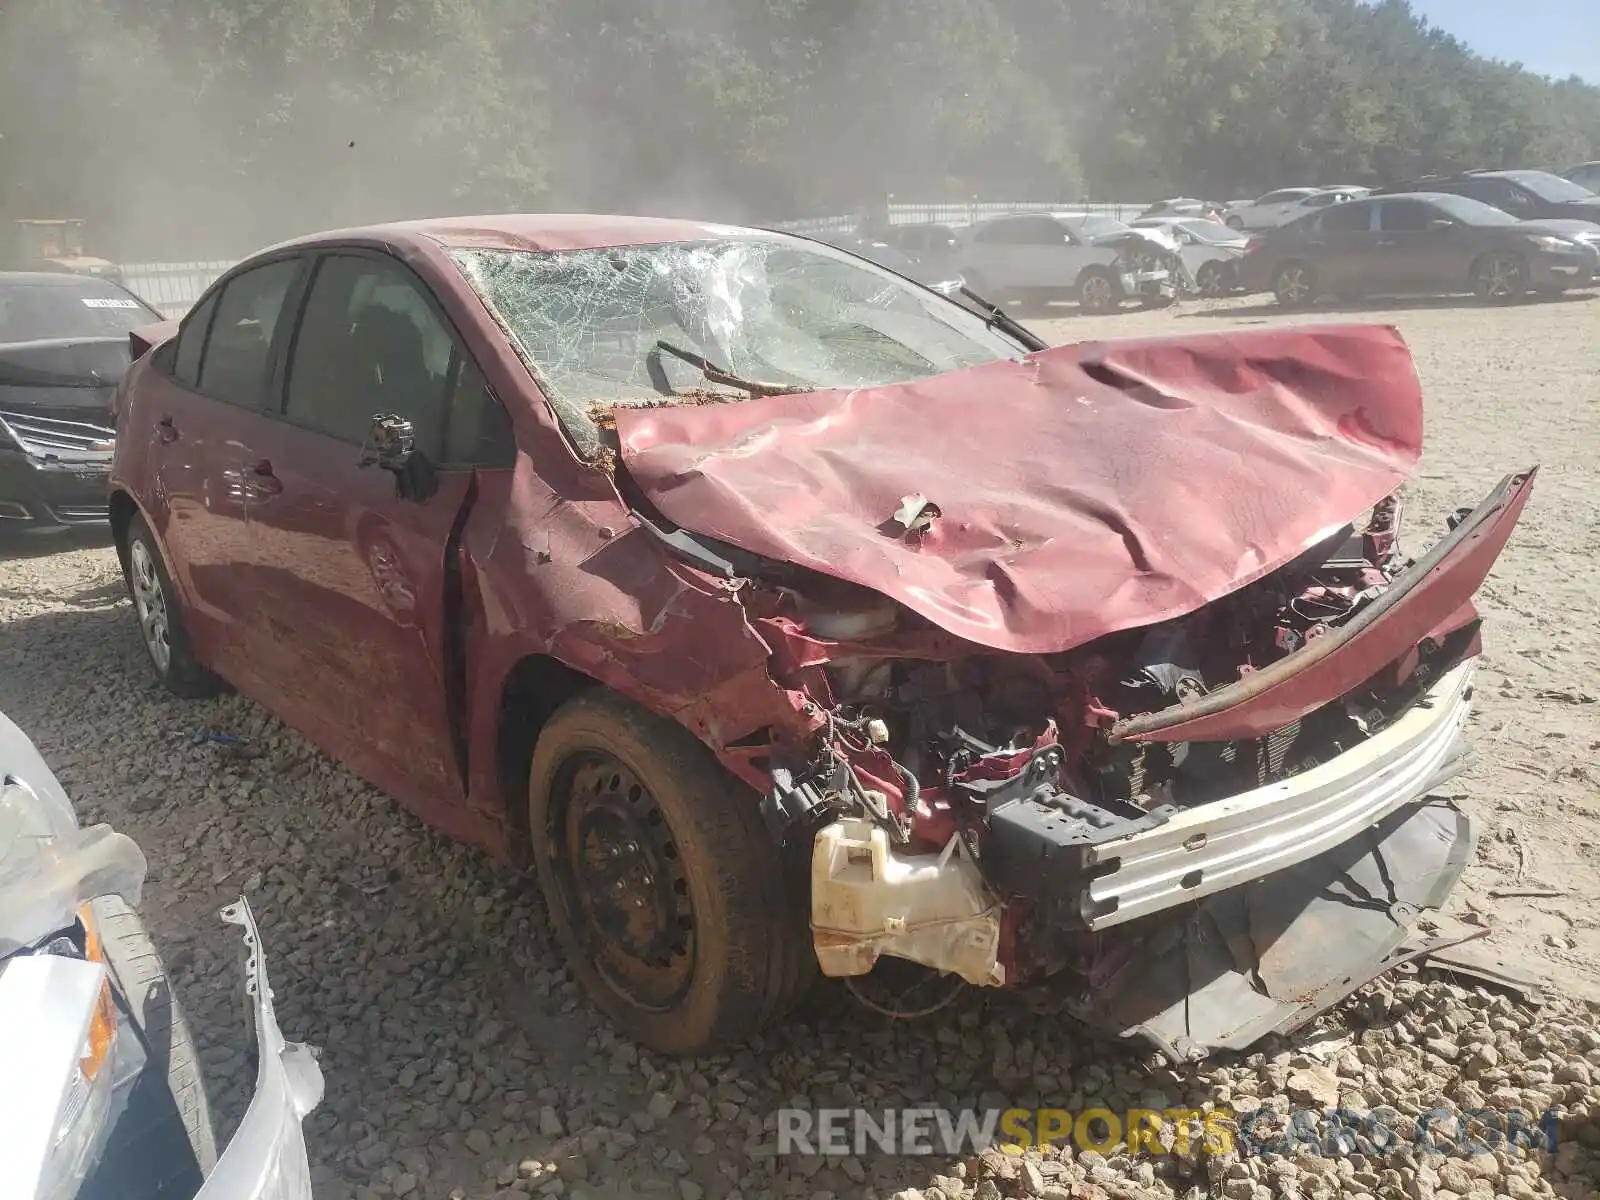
xmin=0 ymin=273 xmax=162 ymax=533
xmin=1236 ymin=191 xmax=1600 ymax=306
xmin=813 ymin=230 xmax=966 ymax=295
xmin=876 ymin=222 xmax=962 ymax=277
xmin=1374 ymin=169 xmax=1600 ymax=224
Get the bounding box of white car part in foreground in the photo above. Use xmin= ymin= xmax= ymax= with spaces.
xmin=194 ymin=897 xmax=325 ymax=1200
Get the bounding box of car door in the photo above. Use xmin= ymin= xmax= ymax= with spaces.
xmin=962 ymin=217 xmax=1036 ymax=292
xmin=242 ymin=249 xmax=515 ymax=812
xmin=1373 ymin=198 xmax=1462 ymax=292
xmin=1308 ymin=201 xmax=1380 ymax=293
xmin=130 ymin=256 xmax=306 ymax=680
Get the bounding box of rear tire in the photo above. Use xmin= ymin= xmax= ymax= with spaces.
xmin=1195 ymin=261 xmax=1228 ymax=297
xmin=81 ymin=895 xmax=217 ymax=1198
xmin=123 ymin=515 xmax=223 ymax=698
xmin=527 ymin=690 xmax=816 ymax=1054
xmin=1076 ymin=267 xmax=1120 ymax=314
xmin=1273 ymin=261 xmax=1317 ymax=307
xmin=1225 ymin=215 xmax=1246 ymax=231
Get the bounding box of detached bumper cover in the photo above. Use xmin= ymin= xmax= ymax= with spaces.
xmin=1069 ymin=797 xmax=1479 ymax=1061
xmin=194 ymin=898 xmax=323 ymax=1200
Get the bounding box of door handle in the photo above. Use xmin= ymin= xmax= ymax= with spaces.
xmin=250 ymin=459 xmax=283 ymax=495
xmin=157 ymin=415 xmax=178 ymax=444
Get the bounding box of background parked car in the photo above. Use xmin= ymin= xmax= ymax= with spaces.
xmin=1136 ymin=197 xmax=1228 ymax=222
xmin=1224 ymin=186 xmax=1370 ymax=231
xmin=0 ymin=272 xmax=162 ymax=534
xmin=813 ymin=229 xmax=964 ymax=296
xmin=1237 ymin=191 xmax=1600 ymax=306
xmin=1374 ymin=169 xmax=1600 ymax=223
xmin=875 ymin=222 xmax=962 ymax=279
xmin=1564 ymin=161 xmax=1600 ymax=192
xmin=1130 ymin=216 xmax=1249 ymax=295
xmin=1221 ymin=187 xmax=1324 ymax=230
xmin=956 ymin=211 xmax=1177 ymax=312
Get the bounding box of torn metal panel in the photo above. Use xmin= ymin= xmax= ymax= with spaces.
xmin=615 ymin=324 xmax=1425 ymax=654
xmin=1115 ymin=471 xmax=1535 ymax=744
xmin=1070 ymin=798 xmax=1476 ymax=1062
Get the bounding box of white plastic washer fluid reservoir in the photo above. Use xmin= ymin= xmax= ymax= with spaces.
xmin=810 ymin=817 xmax=1005 ymax=987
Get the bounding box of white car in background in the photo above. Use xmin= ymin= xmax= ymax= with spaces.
xmin=955 ymin=211 xmax=1179 ymax=313
xmin=1224 ymin=186 xmax=1370 ymax=231
xmin=1130 ymin=216 xmax=1250 ymax=295
xmin=0 ymin=708 xmax=322 ymax=1200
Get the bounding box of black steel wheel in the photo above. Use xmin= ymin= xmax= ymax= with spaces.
xmin=528 ymin=690 xmax=815 ymax=1053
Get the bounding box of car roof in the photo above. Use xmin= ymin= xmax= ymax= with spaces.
xmin=258 ymin=213 xmax=775 ymax=256
xmin=0 ymin=270 xmax=122 ymax=287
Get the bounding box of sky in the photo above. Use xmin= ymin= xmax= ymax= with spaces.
xmin=1407 ymin=0 xmax=1600 ymax=82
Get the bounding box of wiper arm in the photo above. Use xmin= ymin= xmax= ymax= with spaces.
xmin=654 ymin=340 xmax=812 ymax=397
xmin=956 ymin=287 xmax=1048 ymax=353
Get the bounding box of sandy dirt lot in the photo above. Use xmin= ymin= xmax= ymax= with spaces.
xmin=1 ymin=291 xmax=1596 ymax=1200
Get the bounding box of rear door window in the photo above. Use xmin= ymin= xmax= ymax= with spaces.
xmin=1377 ymin=200 xmax=1435 ymax=232
xmin=172 ymin=292 xmax=218 ymax=389
xmin=196 ymin=259 xmax=302 ymax=408
xmin=1322 ymin=202 xmax=1374 ymax=232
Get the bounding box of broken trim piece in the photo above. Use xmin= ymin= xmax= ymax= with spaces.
xmin=1112 ymin=470 xmax=1534 ymax=744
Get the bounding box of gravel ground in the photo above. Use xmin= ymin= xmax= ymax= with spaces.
xmin=2 ymin=293 xmax=1598 ymax=1200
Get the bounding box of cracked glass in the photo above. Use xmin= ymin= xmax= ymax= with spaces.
xmin=450 ymin=236 xmax=1020 ymax=457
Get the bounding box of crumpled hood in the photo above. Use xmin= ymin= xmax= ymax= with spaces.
xmin=614 ymin=324 xmax=1424 ymax=655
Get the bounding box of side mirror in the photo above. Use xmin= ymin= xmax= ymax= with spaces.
xmin=1428 ymin=219 xmax=1456 ymax=232
xmin=359 ymin=413 xmax=437 ymax=502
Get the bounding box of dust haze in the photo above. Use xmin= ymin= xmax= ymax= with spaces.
xmin=0 ymin=0 xmax=1078 ymax=262
xmin=3 ymin=0 xmax=1598 ymax=261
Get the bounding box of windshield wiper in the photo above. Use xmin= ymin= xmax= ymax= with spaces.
xmin=955 ymin=289 xmax=1048 ymax=353
xmin=654 ymin=340 xmax=813 ymax=397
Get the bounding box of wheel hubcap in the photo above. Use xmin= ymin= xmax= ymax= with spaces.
xmin=129 ymin=540 xmax=171 ymax=673
xmin=1082 ymin=277 xmax=1113 ymax=307
xmin=1280 ymin=269 xmax=1309 ymax=301
xmin=1484 ymin=259 xmax=1519 ymax=296
xmin=555 ymin=752 xmax=695 ymax=1010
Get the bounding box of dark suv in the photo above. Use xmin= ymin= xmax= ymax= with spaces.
xmin=1237 ymin=191 xmax=1600 ymax=305
xmin=1375 ymin=169 xmax=1600 ymax=223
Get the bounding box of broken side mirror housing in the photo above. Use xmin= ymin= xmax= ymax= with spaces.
xmin=359 ymin=413 xmax=438 ymax=503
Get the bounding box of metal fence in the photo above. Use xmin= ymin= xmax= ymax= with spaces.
xmin=117 ymin=200 xmax=1150 ymax=312
xmin=121 ymin=261 xmax=234 ymax=317
xmin=775 ymin=199 xmax=1147 ymax=233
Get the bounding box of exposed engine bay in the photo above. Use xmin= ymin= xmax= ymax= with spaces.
xmin=729 ymin=471 xmax=1529 ymax=1057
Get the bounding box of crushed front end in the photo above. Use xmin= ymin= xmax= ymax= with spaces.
xmin=747 ymin=472 xmax=1533 ymax=1059
xmin=609 ymin=323 xmax=1536 ymax=1060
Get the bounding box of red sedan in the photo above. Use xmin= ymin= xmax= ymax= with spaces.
xmin=109 ymin=215 xmax=1531 ymax=1057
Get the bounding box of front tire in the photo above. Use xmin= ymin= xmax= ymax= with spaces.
xmin=527 ymin=691 xmax=815 ymax=1054
xmin=123 ymin=515 xmax=223 ymax=698
xmin=1472 ymin=252 xmax=1528 ymax=303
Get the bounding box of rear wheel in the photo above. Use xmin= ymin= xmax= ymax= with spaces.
xmin=527 ymin=691 xmax=815 ymax=1054
xmin=1225 ymin=215 xmax=1246 ymax=231
xmin=123 ymin=515 xmax=222 ymax=698
xmin=1272 ymin=261 xmax=1317 ymax=307
xmin=1076 ymin=267 xmax=1120 ymax=314
xmin=1471 ymin=252 xmax=1527 ymax=303
xmin=1195 ymin=261 xmax=1228 ymax=297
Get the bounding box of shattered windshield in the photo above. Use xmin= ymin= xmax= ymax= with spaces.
xmin=451 ymin=237 xmax=1020 ymax=456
